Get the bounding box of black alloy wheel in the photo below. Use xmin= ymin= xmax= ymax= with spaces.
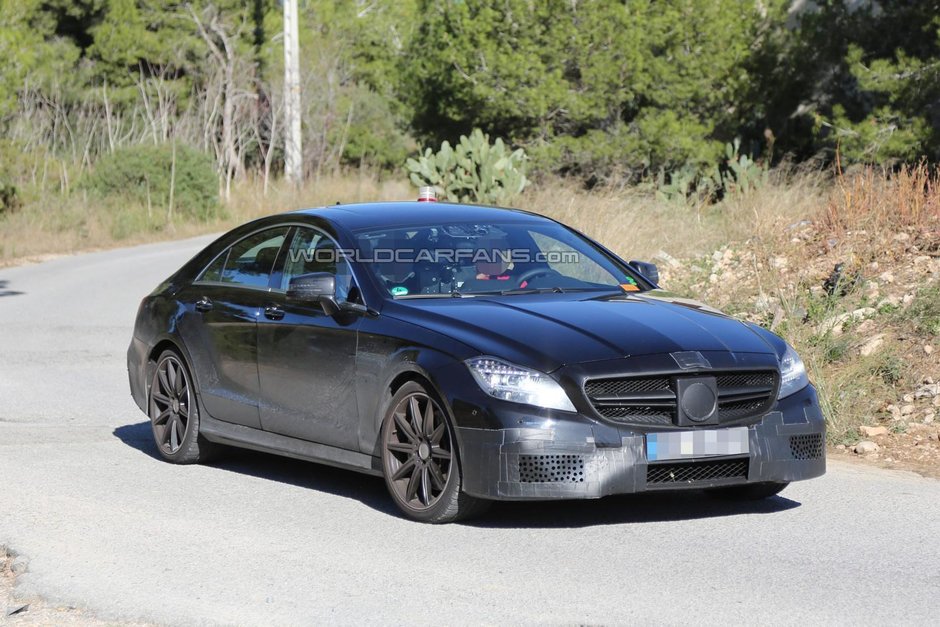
xmin=380 ymin=381 xmax=489 ymax=523
xmin=149 ymin=349 xmax=214 ymax=463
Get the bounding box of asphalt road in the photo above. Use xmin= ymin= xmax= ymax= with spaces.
xmin=1 ymin=236 xmax=939 ymax=626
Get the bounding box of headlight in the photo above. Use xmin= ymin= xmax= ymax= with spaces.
xmin=465 ymin=357 xmax=576 ymax=412
xmin=777 ymin=344 xmax=809 ymax=399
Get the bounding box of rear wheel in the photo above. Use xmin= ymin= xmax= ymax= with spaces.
xmin=707 ymin=481 xmax=789 ymax=500
xmin=149 ymin=349 xmax=215 ymax=464
xmin=380 ymin=382 xmax=489 ymax=523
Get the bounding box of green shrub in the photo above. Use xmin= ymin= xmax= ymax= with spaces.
xmin=0 ymin=140 xmax=24 ymax=214
xmin=898 ymin=286 xmax=940 ymax=337
xmin=334 ymin=86 xmax=411 ymax=170
xmin=82 ymin=144 xmax=219 ymax=220
xmin=0 ymin=181 xmax=19 ymax=215
xmin=870 ymin=352 xmax=905 ymax=385
xmin=405 ymin=129 xmax=528 ymax=205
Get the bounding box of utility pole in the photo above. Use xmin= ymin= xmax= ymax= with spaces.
xmin=283 ymin=0 xmax=302 ymax=185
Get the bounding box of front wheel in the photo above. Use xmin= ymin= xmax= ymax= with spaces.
xmin=380 ymin=382 xmax=489 ymax=523
xmin=707 ymin=481 xmax=789 ymax=500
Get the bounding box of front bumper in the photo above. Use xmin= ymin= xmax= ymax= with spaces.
xmin=455 ymin=383 xmax=826 ymax=500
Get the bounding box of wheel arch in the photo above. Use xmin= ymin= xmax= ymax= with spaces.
xmin=368 ymin=353 xmax=469 ymax=472
xmin=148 ymin=338 xmax=182 ymax=364
xmin=387 ymin=369 xmax=434 ymax=399
xmin=378 ymin=366 xmax=472 ymax=509
xmin=379 ymin=363 xmax=452 ymax=430
xmin=145 ymin=335 xmax=202 ymax=396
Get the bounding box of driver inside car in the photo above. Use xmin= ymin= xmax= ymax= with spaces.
xmin=473 ymin=237 xmax=523 ymax=283
xmin=455 ymin=236 xmax=533 ymax=292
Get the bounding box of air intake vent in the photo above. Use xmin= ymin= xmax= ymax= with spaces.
xmin=585 ymin=377 xmax=671 ymax=396
xmin=789 ymin=433 xmax=825 ymax=460
xmin=714 ymin=372 xmax=777 ymax=421
xmin=584 ymin=370 xmax=778 ymax=428
xmin=647 ymin=458 xmax=749 ymax=486
xmin=518 ymin=454 xmax=585 ymax=483
xmin=597 ymin=406 xmax=673 ymax=425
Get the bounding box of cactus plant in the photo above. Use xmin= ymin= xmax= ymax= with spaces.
xmin=722 ymin=138 xmax=768 ymax=194
xmin=655 ymin=138 xmax=768 ymax=202
xmin=405 ymin=129 xmax=528 ymax=205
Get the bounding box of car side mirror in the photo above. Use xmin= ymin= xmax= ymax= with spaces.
xmin=629 ymin=260 xmax=660 ymax=286
xmin=287 ymin=272 xmax=340 ymax=316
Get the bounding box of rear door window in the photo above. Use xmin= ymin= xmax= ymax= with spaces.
xmin=197 ymin=227 xmax=289 ymax=288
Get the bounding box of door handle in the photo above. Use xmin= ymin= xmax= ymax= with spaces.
xmin=195 ymin=296 xmax=213 ymax=312
xmin=264 ymin=304 xmax=285 ymax=321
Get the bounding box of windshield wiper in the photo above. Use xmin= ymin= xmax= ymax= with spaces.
xmin=451 ymin=289 xmax=505 ymax=298
xmin=497 ymin=286 xmax=625 ymax=296
xmin=498 ymin=286 xmax=566 ymax=295
xmin=397 ymin=288 xmax=603 ymax=299
xmin=395 ymin=291 xmax=479 ymax=299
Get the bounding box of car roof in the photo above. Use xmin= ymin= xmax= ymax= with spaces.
xmin=292 ymin=201 xmax=550 ymax=231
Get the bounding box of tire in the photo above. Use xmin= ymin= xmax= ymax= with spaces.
xmin=380 ymin=381 xmax=490 ymax=523
xmin=148 ymin=349 xmax=216 ymax=464
xmin=707 ymin=481 xmax=789 ymax=500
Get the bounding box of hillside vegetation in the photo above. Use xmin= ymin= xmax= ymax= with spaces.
xmin=1 ymin=1 xmax=939 ymax=197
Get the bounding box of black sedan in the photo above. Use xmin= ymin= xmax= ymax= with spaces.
xmin=128 ymin=199 xmax=825 ymax=522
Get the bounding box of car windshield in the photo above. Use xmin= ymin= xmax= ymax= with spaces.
xmin=354 ymin=221 xmax=643 ymax=298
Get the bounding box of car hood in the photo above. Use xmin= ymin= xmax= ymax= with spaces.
xmin=385 ymin=290 xmax=777 ymax=373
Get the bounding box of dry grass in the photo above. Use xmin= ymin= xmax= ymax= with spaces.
xmin=225 ymin=174 xmax=411 ymax=224
xmin=0 ymin=167 xmax=828 ymax=267
xmin=0 ymin=173 xmax=410 ymax=265
xmin=825 ymin=163 xmax=940 ymax=233
xmin=520 ymin=171 xmax=828 ymax=262
xmin=0 ymin=159 xmax=841 ymax=269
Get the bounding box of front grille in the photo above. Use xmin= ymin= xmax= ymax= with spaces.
xmin=789 ymin=433 xmax=825 ymax=460
xmin=718 ymin=399 xmax=767 ymax=420
xmin=714 ymin=372 xmax=776 ymax=420
xmin=715 ymin=372 xmax=775 ymax=389
xmin=584 ymin=377 xmax=671 ymax=396
xmin=646 ymin=457 xmax=749 ymax=486
xmin=584 ymin=370 xmax=778 ymax=428
xmin=598 ymin=406 xmax=673 ymax=425
xmin=518 ymin=454 xmax=585 ymax=483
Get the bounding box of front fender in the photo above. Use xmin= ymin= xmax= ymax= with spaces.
xmin=356 ymin=344 xmax=469 ymax=456
xmin=353 ymin=309 xmax=479 ymax=457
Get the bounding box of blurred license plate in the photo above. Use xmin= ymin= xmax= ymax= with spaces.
xmin=646 ymin=427 xmax=749 ymax=462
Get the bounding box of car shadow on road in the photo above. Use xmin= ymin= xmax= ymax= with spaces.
xmin=0 ymin=279 xmax=24 ymax=297
xmin=115 ymin=421 xmax=800 ymax=527
xmin=469 ymin=491 xmax=800 ymax=528
xmin=113 ymin=421 xmax=396 ymax=515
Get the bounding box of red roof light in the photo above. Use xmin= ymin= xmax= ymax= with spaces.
xmin=417 ymin=186 xmax=438 ymax=202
